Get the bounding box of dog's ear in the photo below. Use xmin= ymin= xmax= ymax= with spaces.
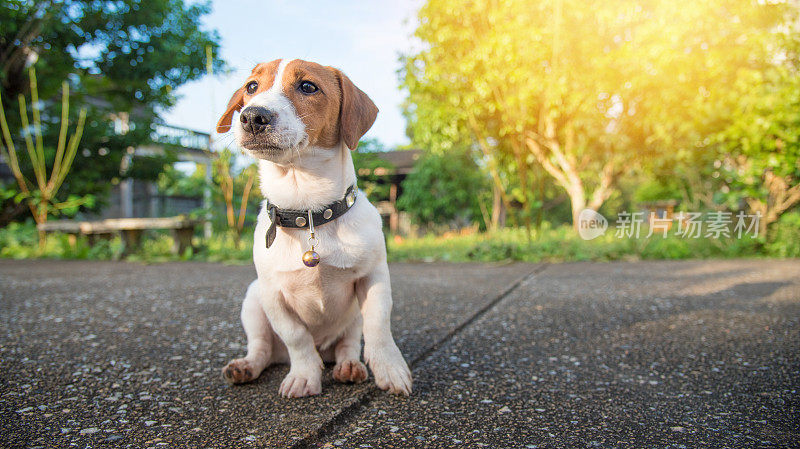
xmin=216 ymin=86 xmax=244 ymax=134
xmin=336 ymin=70 xmax=378 ymax=151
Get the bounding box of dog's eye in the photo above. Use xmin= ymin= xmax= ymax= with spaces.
xmin=245 ymin=81 xmax=258 ymax=95
xmin=299 ymin=81 xmax=318 ymax=95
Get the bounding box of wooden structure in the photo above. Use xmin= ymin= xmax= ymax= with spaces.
xmin=357 ymin=149 xmax=422 ymax=234
xmin=640 ymin=200 xmax=678 ymax=230
xmin=38 ymin=216 xmax=199 ymax=255
xmin=117 ymin=123 xmax=214 ymax=237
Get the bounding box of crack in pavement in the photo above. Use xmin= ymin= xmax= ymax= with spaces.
xmin=290 ymin=263 xmax=549 ymax=449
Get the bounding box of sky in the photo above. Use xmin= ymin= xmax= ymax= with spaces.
xmin=161 ymin=0 xmax=423 ymax=149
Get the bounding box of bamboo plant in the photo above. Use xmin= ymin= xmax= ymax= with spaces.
xmin=0 ymin=67 xmax=87 ymax=249
xmin=213 ymin=148 xmax=257 ymax=249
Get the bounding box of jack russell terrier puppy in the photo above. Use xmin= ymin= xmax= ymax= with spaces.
xmin=216 ymin=59 xmax=412 ymax=397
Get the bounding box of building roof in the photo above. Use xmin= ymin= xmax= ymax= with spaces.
xmin=373 ymin=149 xmax=423 ymax=175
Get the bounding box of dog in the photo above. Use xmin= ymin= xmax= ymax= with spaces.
xmin=215 ymin=59 xmax=412 ymax=397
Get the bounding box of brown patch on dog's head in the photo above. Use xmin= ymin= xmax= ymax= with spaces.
xmin=217 ymin=59 xmax=378 ymax=150
xmin=280 ymin=60 xmax=343 ymax=148
xmin=281 ymin=60 xmax=378 ymax=150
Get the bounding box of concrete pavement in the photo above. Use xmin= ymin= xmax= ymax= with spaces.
xmin=1 ymin=259 xmax=798 ymax=448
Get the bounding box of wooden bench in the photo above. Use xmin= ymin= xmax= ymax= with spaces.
xmin=38 ymin=216 xmax=199 ymax=255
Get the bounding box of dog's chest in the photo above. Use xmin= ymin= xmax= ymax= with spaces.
xmin=275 ymin=265 xmax=359 ymax=329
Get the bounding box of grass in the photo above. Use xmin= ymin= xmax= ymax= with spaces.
xmin=386 ymin=223 xmax=772 ymax=263
xmin=0 ymin=221 xmax=254 ymax=264
xmin=2 ymin=215 xmax=797 ymax=264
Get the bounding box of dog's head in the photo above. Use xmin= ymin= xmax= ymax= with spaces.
xmin=217 ymin=59 xmax=378 ymax=163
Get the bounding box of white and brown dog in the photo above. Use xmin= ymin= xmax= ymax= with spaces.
xmin=216 ymin=59 xmax=412 ymax=397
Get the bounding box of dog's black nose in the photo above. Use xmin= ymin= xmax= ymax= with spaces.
xmin=240 ymin=106 xmax=275 ymax=134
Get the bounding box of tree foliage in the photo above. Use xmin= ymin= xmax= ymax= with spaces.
xmin=711 ymin=68 xmax=800 ymax=234
xmin=397 ymin=149 xmax=489 ymax=229
xmin=351 ymin=137 xmax=395 ymax=203
xmin=402 ymin=0 xmax=799 ymax=231
xmin=0 ymin=0 xmax=224 ymax=219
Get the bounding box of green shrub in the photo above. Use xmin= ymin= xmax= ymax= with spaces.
xmin=2 ymin=216 xmax=794 ymax=264
xmin=396 ymin=150 xmax=489 ymax=229
xmin=0 ymin=221 xmax=120 ymax=259
xmin=766 ymin=212 xmax=800 ymax=258
xmin=387 ymin=224 xmax=775 ymax=263
xmin=0 ymin=221 xmax=39 ymax=258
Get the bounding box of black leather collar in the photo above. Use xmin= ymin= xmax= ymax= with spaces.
xmin=267 ymin=184 xmax=357 ymax=228
xmin=265 ymin=185 xmax=357 ymax=248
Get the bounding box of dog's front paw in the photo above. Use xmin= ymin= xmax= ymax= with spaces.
xmin=365 ymin=344 xmax=412 ymax=396
xmin=279 ymin=372 xmax=322 ymax=398
xmin=333 ymin=360 xmax=369 ymax=383
xmin=222 ymin=358 xmax=258 ymax=384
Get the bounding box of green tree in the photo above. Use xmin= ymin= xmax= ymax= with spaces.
xmin=157 ymin=164 xmax=208 ymax=198
xmin=0 ymin=0 xmax=224 ymax=220
xmin=713 ymin=68 xmax=800 ymax=235
xmin=351 ymin=137 xmax=395 ymax=203
xmin=636 ymin=2 xmax=800 ymax=236
xmin=402 ymin=0 xmax=796 ymax=231
xmin=397 ymin=149 xmax=489 ymax=229
xmin=0 ymin=68 xmax=88 ymax=247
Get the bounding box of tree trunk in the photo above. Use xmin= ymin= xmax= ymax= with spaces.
xmin=567 ymin=187 xmax=586 ymax=233
xmin=524 ymin=132 xmax=618 ymax=234
xmin=747 ymin=198 xmax=779 ymax=238
xmin=233 ymin=230 xmax=242 ymax=250
xmin=510 ymin=139 xmax=532 ymax=237
xmin=491 ymin=184 xmax=507 ymax=231
xmin=747 ymin=170 xmax=800 ymax=237
xmin=536 ymin=165 xmax=545 ymax=229
xmin=33 ymin=203 xmax=47 ymax=251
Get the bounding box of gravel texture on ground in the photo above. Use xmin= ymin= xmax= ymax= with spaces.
xmin=1 ymin=259 xmax=798 ymax=448
xmin=0 ymin=259 xmax=531 ymax=448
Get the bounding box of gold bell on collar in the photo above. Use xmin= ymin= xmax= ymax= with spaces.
xmin=302 ymin=249 xmax=320 ymax=267
xmin=303 ymin=210 xmax=321 ymax=267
